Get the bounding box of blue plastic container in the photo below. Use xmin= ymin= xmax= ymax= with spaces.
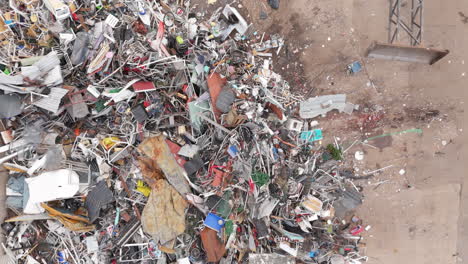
xmin=204 ymin=213 xmax=225 ymax=232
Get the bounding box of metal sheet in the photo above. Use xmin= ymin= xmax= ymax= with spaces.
xmin=0 ymin=95 xmax=23 ymax=118
xmin=366 ymin=41 xmax=449 ymax=65
xmin=33 ymin=88 xmax=68 ymax=113
xmin=141 ymin=179 xmax=187 ymax=245
xmin=138 ymin=135 xmax=190 ymax=195
xmin=85 ymin=181 xmax=114 ymax=222
xmin=299 ymin=94 xmax=355 ymax=119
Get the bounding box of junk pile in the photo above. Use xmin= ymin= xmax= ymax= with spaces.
xmin=0 ymin=0 xmax=368 ymax=263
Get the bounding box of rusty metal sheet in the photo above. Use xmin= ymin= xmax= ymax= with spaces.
xmin=141 ymin=179 xmax=188 ymax=245
xmin=207 ymin=72 xmax=227 ymax=121
xmin=200 ymin=228 xmax=226 ymax=262
xmin=138 ymin=135 xmax=190 ymax=195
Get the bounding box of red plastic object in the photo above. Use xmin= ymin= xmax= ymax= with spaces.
xmin=165 ymin=139 xmax=186 ymax=166
xmin=350 ymin=225 xmax=364 ymax=235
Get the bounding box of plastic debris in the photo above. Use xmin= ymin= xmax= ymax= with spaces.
xmin=0 ymin=1 xmax=371 ymax=263
xmin=348 ymin=61 xmax=363 ymax=74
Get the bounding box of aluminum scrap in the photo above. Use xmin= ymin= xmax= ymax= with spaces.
xmin=0 ymin=0 xmax=368 ymax=263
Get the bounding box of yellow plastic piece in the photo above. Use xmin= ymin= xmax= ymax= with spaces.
xmin=136 ymin=180 xmax=151 ymax=197
xmin=101 ymin=137 xmax=120 ymax=149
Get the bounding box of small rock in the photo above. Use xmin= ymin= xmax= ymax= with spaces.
xmin=268 ymin=0 xmax=280 ymax=9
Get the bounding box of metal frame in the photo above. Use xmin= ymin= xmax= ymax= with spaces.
xmin=389 ymin=0 xmax=423 ymax=46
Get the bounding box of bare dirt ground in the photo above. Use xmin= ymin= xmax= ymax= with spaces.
xmin=196 ymin=0 xmax=467 ymax=263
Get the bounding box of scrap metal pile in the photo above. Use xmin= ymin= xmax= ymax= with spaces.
xmin=0 ymin=0 xmax=368 ymax=263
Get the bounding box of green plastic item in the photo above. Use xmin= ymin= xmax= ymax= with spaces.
xmin=224 ymin=220 xmax=234 ymax=236
xmin=109 ymin=88 xmax=121 ymax=93
xmin=214 ymin=191 xmax=232 ymax=219
xmin=365 ymin=128 xmax=423 ymax=141
xmin=251 ymin=172 xmax=269 ymax=187
xmin=176 ymin=36 xmax=184 ymax=44
xmin=3 ymin=68 xmax=10 ymax=75
xmin=95 ymin=101 xmax=106 ymax=112
xmin=188 ymin=100 xmax=210 ymax=132
xmin=300 ymin=129 xmax=323 ymax=142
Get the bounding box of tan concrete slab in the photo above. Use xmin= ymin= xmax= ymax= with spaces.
xmin=360 ymin=184 xmax=460 ymax=264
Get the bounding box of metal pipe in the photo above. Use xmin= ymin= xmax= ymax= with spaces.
xmin=0 ymin=147 xmax=31 ymax=165
xmin=363 ymin=164 xmax=394 ymax=175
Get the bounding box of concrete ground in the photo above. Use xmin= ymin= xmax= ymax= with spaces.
xmin=200 ymin=0 xmax=466 ymax=263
